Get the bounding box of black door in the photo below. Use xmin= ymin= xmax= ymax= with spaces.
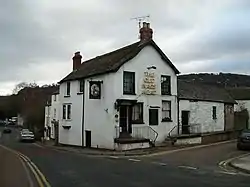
xmin=85 ymin=130 xmax=91 ymax=147
xmin=119 ymin=105 xmax=132 ymax=137
xmin=181 ymin=111 xmax=190 ymax=134
xmin=54 ymin=122 xmax=59 ymax=145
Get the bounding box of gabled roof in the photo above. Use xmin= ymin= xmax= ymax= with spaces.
xmin=59 ymin=39 xmax=180 ymax=83
xmin=178 ymin=80 xmax=237 ymax=104
xmin=226 ymin=87 xmax=250 ymax=100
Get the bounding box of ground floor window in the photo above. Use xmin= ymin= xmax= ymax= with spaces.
xmin=63 ymin=104 xmax=72 ymax=120
xmin=132 ymin=103 xmax=143 ymax=124
xmin=162 ymin=101 xmax=171 ymax=122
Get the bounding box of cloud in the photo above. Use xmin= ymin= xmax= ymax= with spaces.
xmin=1 ymin=0 xmax=250 ymax=94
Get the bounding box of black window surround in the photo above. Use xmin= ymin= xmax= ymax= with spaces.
xmin=149 ymin=108 xmax=159 ymax=126
xmin=162 ymin=100 xmax=172 ymax=122
xmin=161 ymin=75 xmax=171 ymax=95
xmin=132 ymin=103 xmax=144 ymax=124
xmin=65 ymin=82 xmax=71 ymax=97
xmin=212 ymin=106 xmax=217 ymax=119
xmin=79 ymin=80 xmax=84 ymax=93
xmin=123 ymin=71 xmax=135 ymax=95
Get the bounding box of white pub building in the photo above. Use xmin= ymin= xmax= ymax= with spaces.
xmin=58 ymin=22 xmax=180 ymax=150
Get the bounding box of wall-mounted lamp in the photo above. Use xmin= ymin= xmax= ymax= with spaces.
xmin=147 ymin=66 xmax=156 ymax=70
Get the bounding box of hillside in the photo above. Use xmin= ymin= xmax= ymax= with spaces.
xmin=178 ymin=73 xmax=250 ymax=88
xmin=0 ymin=85 xmax=59 ymax=128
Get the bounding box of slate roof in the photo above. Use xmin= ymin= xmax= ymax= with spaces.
xmin=178 ymin=80 xmax=237 ymax=104
xmin=59 ymin=39 xmax=180 ymax=83
xmin=226 ymin=87 xmax=250 ymax=100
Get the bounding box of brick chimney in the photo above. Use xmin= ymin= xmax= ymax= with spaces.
xmin=72 ymin=51 xmax=82 ymax=70
xmin=139 ymin=22 xmax=153 ymax=41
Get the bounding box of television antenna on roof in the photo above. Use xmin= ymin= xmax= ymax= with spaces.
xmin=131 ymin=14 xmax=150 ymax=29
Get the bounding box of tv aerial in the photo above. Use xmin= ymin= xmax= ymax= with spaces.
xmin=131 ymin=15 xmax=150 ymax=29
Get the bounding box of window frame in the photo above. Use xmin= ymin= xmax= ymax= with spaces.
xmin=65 ymin=82 xmax=71 ymax=96
xmin=132 ymin=103 xmax=144 ymax=124
xmin=123 ymin=71 xmax=135 ymax=95
xmin=149 ymin=108 xmax=159 ymax=126
xmin=161 ymin=75 xmax=171 ymax=95
xmin=53 ymin=108 xmax=56 ymax=119
xmin=79 ymin=80 xmax=84 ymax=93
xmin=62 ymin=104 xmax=72 ymax=120
xmin=162 ymin=100 xmax=172 ymax=122
xmin=212 ymin=106 xmax=217 ymax=119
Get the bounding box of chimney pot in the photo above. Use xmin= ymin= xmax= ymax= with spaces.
xmin=142 ymin=22 xmax=147 ymax=28
xmin=72 ymin=51 xmax=82 ymax=70
xmin=139 ymin=22 xmax=153 ymax=42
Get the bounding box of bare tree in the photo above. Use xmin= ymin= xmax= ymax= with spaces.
xmin=12 ymin=82 xmax=38 ymax=94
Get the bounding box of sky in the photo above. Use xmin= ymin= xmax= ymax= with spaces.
xmin=1 ymin=0 xmax=250 ymax=95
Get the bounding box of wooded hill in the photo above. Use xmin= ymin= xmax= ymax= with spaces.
xmin=178 ymin=73 xmax=250 ymax=88
xmin=0 ymin=84 xmax=59 ymax=133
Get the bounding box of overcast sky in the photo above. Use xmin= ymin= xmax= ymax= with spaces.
xmin=1 ymin=0 xmax=250 ymax=95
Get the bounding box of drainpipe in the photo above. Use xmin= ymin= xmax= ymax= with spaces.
xmin=81 ymin=80 xmax=85 ymax=147
xmin=177 ymin=96 xmax=180 ymax=135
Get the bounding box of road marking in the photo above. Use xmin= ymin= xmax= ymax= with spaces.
xmin=178 ymin=165 xmax=197 ymax=170
xmin=18 ymin=153 xmax=35 ymax=187
xmin=0 ymin=144 xmax=42 ymax=187
xmin=140 ymin=139 xmax=237 ymax=158
xmin=109 ymin=156 xmax=119 ymax=159
xmin=215 ymin=170 xmax=237 ymax=175
xmin=19 ymin=153 xmax=51 ymax=187
xmin=218 ymin=153 xmax=250 ymax=176
xmin=151 ymin=162 xmax=167 ymax=166
xmin=218 ymin=153 xmax=250 ymax=168
xmin=32 ymin=143 xmax=44 ymax=148
xmin=0 ymin=144 xmax=51 ymax=187
xmin=19 ymin=154 xmax=45 ymax=187
xmin=128 ymin=158 xmax=141 ymax=162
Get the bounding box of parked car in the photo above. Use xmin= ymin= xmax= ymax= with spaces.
xmin=19 ymin=130 xmax=35 ymax=142
xmin=3 ymin=126 xmax=11 ymax=133
xmin=237 ymin=129 xmax=250 ymax=150
xmin=0 ymin=120 xmax=6 ymax=126
xmin=20 ymin=128 xmax=30 ymax=133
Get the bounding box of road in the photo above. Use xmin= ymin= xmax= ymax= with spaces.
xmin=0 ymin=144 xmax=35 ymax=187
xmin=0 ymin=127 xmax=249 ymax=187
xmin=139 ymin=140 xmax=249 ymax=172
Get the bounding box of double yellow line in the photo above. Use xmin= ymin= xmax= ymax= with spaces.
xmin=0 ymin=145 xmax=51 ymax=187
xmin=218 ymin=153 xmax=250 ymax=175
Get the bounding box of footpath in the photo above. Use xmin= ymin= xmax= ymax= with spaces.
xmin=38 ymin=139 xmax=237 ymax=157
xmin=230 ymin=154 xmax=250 ymax=174
xmin=0 ymin=146 xmax=31 ymax=187
xmin=38 ymin=140 xmax=186 ymax=156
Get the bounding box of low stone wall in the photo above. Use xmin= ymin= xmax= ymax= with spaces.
xmin=201 ymin=130 xmax=240 ymax=144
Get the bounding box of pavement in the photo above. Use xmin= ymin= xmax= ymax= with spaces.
xmin=1 ymin=126 xmax=250 ymax=187
xmin=37 ymin=140 xmax=203 ymax=156
xmin=229 ymin=154 xmax=250 ymax=174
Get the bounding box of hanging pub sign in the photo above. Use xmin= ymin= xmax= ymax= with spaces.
xmin=89 ymin=81 xmax=101 ymax=99
xmin=141 ymin=72 xmax=156 ymax=95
